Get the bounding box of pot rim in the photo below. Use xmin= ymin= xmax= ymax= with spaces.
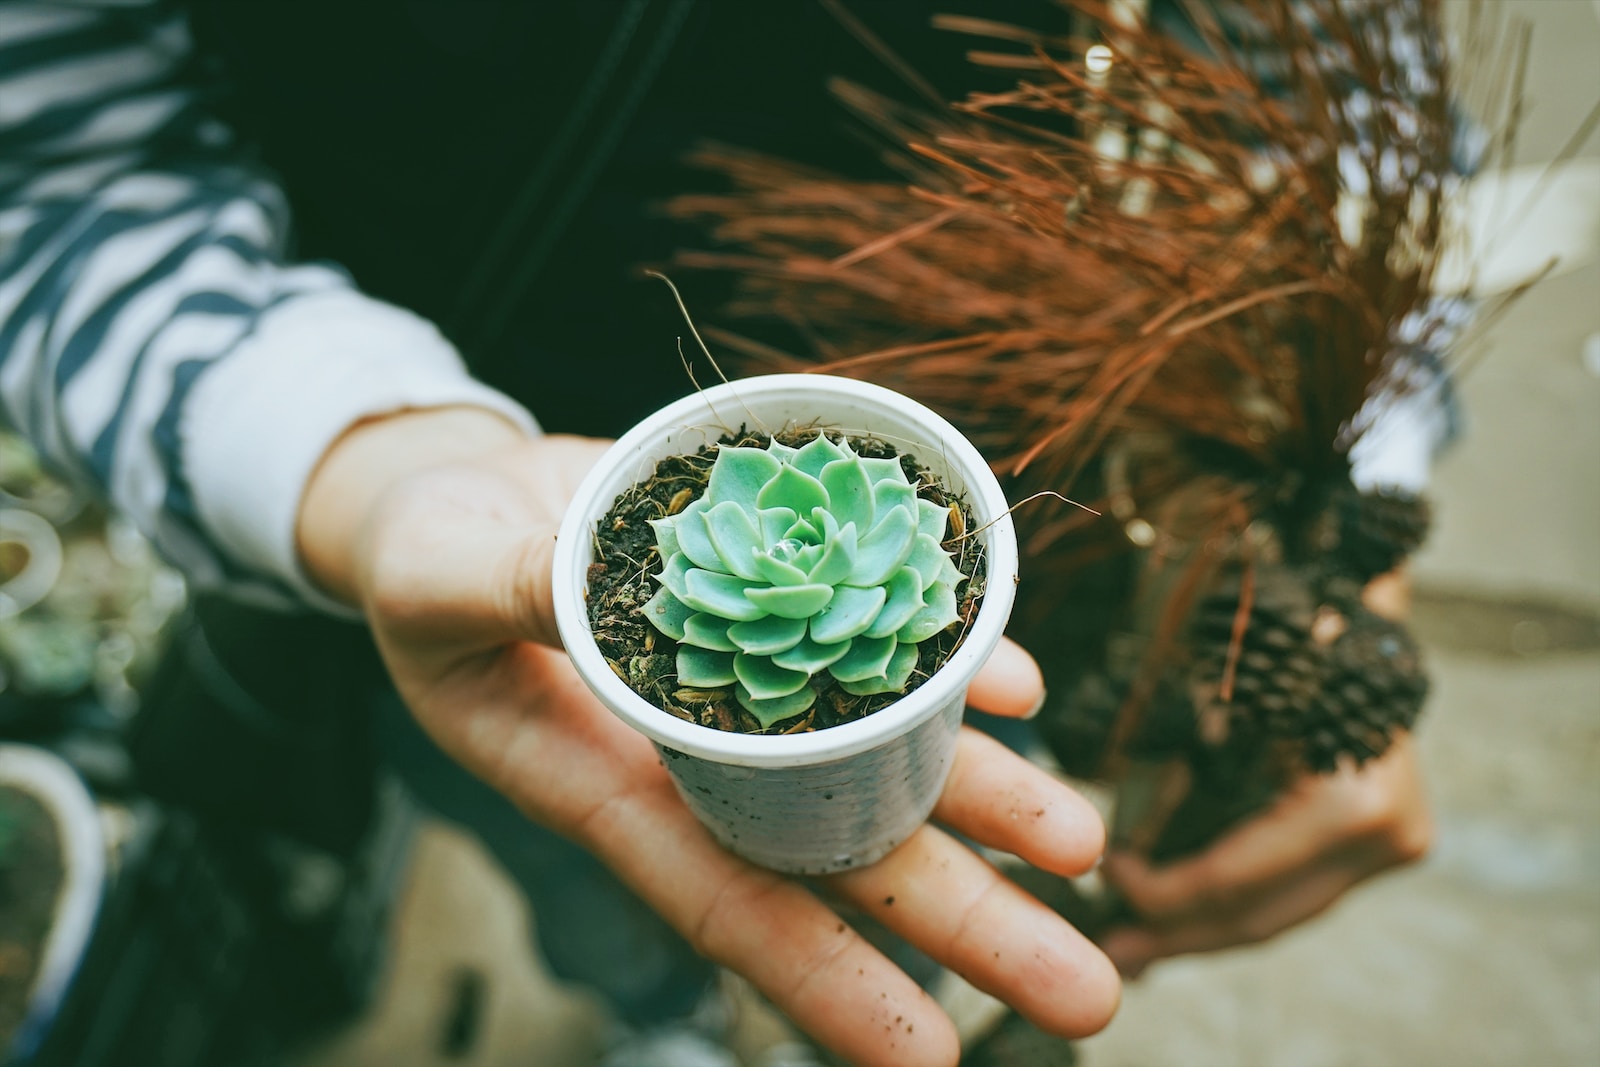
xmin=0 ymin=744 xmax=106 ymax=1058
xmin=553 ymin=374 xmax=1017 ymax=768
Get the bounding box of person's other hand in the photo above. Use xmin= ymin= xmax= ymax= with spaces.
xmin=1099 ymin=734 xmax=1430 ymax=977
xmin=297 ymin=408 xmax=1119 ymax=1067
xmin=1097 ymin=569 xmax=1430 ymax=979
xmin=1100 ymin=572 xmax=1427 ymax=979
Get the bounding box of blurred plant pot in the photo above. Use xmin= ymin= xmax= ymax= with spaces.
xmin=553 ymin=374 xmax=1018 ymax=875
xmin=0 ymin=745 xmax=104 ymax=1062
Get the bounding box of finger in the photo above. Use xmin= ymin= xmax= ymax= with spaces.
xmin=933 ymin=729 xmax=1105 ymax=877
xmin=570 ymin=777 xmax=960 ymax=1067
xmin=965 ymin=636 xmax=1046 ymax=719
xmin=1099 ymin=861 xmax=1368 ymax=976
xmin=828 ymin=825 xmax=1121 ymax=1040
xmin=464 ymin=655 xmax=961 ymax=1066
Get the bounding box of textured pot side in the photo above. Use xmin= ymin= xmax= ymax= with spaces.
xmin=553 ymin=375 xmax=1018 ymax=875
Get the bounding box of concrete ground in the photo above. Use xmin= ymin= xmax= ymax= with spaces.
xmin=296 ymin=3 xmax=1600 ymax=1065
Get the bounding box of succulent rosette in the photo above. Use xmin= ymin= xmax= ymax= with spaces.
xmin=641 ymin=435 xmax=966 ymax=727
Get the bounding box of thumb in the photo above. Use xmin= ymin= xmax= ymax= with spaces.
xmin=358 ymin=435 xmax=614 ymax=655
xmin=361 ymin=470 xmax=567 ymax=652
xmin=469 ymin=513 xmax=567 ymax=649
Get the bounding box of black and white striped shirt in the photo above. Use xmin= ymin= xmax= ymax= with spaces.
xmin=0 ymin=0 xmax=535 ymax=610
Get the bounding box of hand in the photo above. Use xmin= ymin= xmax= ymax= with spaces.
xmin=297 ymin=408 xmax=1120 ymax=1067
xmin=1097 ymin=569 xmax=1430 ymax=977
xmin=1098 ymin=731 xmax=1431 ymax=978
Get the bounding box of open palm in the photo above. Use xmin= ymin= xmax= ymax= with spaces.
xmin=316 ymin=426 xmax=1119 ymax=1067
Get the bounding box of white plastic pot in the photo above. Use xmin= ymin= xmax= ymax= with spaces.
xmin=0 ymin=744 xmax=105 ymax=1061
xmin=552 ymin=374 xmax=1018 ymax=875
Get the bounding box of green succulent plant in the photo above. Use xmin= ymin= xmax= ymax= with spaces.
xmin=641 ymin=435 xmax=966 ymax=727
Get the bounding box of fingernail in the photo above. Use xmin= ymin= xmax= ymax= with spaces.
xmin=1022 ymin=688 xmax=1048 ymax=719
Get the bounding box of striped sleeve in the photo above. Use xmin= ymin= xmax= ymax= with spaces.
xmin=0 ymin=0 xmax=537 ymax=611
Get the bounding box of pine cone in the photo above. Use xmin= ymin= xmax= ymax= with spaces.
xmin=1297 ymin=606 xmax=1428 ymax=772
xmin=1187 ymin=565 xmax=1326 ymax=753
xmin=1042 ymin=668 xmax=1124 ymax=778
xmin=1299 ymin=480 xmax=1432 ymax=588
xmin=1041 ymin=648 xmax=1199 ymax=775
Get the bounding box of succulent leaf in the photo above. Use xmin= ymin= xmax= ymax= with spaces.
xmin=648 ymin=516 xmax=682 ymax=560
xmin=770 ymin=636 xmax=853 ymax=673
xmin=820 ymin=456 xmax=875 ymax=532
xmin=907 ymin=533 xmax=962 ymax=589
xmin=861 ymin=456 xmax=905 ymax=485
xmin=792 ymin=434 xmax=847 ymax=479
xmin=794 ymin=543 xmax=825 ymax=573
xmin=643 ymin=586 xmax=693 ymax=641
xmin=864 ymin=567 xmax=924 ymax=639
xmin=678 ymin=645 xmax=738 ymax=687
xmin=737 ymin=683 xmax=818 ymax=728
xmin=783 ymin=515 xmax=822 ymax=543
xmin=707 ymin=447 xmax=781 ymax=510
xmin=726 ymin=614 xmax=809 ymax=655
xmin=682 ymin=612 xmax=740 ymax=652
xmin=746 ymin=582 xmax=834 ymax=619
xmin=705 ymin=501 xmax=766 ymax=581
xmin=681 ymin=569 xmax=767 ymax=621
xmin=674 ymin=498 xmax=725 ymax=572
xmin=639 ymin=436 xmax=967 ymax=721
xmin=873 ymin=478 xmax=918 ymax=522
xmin=734 ymin=652 xmax=811 ymax=699
xmin=898 ymin=582 xmax=960 ymax=644
xmin=758 ymin=464 xmax=828 ymax=514
xmin=837 ymin=641 xmax=920 ymax=696
xmin=751 ymin=550 xmax=809 ymax=587
xmin=813 ymin=507 xmax=841 ymax=545
xmin=658 ymin=552 xmax=694 ymax=601
xmin=805 ymin=521 xmax=857 ymax=587
xmin=886 ymin=640 xmax=920 ymax=687
xmin=917 ymin=498 xmax=950 ymax=540
xmin=828 ymin=634 xmax=898 ymax=683
xmin=758 ymin=506 xmax=799 ymax=547
xmin=810 ymin=584 xmax=887 ymax=644
xmin=849 ymin=506 xmax=918 ymax=587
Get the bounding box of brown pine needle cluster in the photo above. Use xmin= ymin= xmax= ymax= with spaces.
xmin=670 ymin=0 xmax=1490 ymax=792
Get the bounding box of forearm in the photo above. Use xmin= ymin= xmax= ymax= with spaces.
xmin=0 ymin=4 xmax=537 ymax=609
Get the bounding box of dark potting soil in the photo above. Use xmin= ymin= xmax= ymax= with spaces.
xmin=586 ymin=426 xmax=987 ymax=735
xmin=0 ymin=786 xmax=65 ymax=1047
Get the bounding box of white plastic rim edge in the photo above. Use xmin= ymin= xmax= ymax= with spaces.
xmin=0 ymin=744 xmax=106 ymax=1057
xmin=552 ymin=374 xmax=1018 ymax=769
